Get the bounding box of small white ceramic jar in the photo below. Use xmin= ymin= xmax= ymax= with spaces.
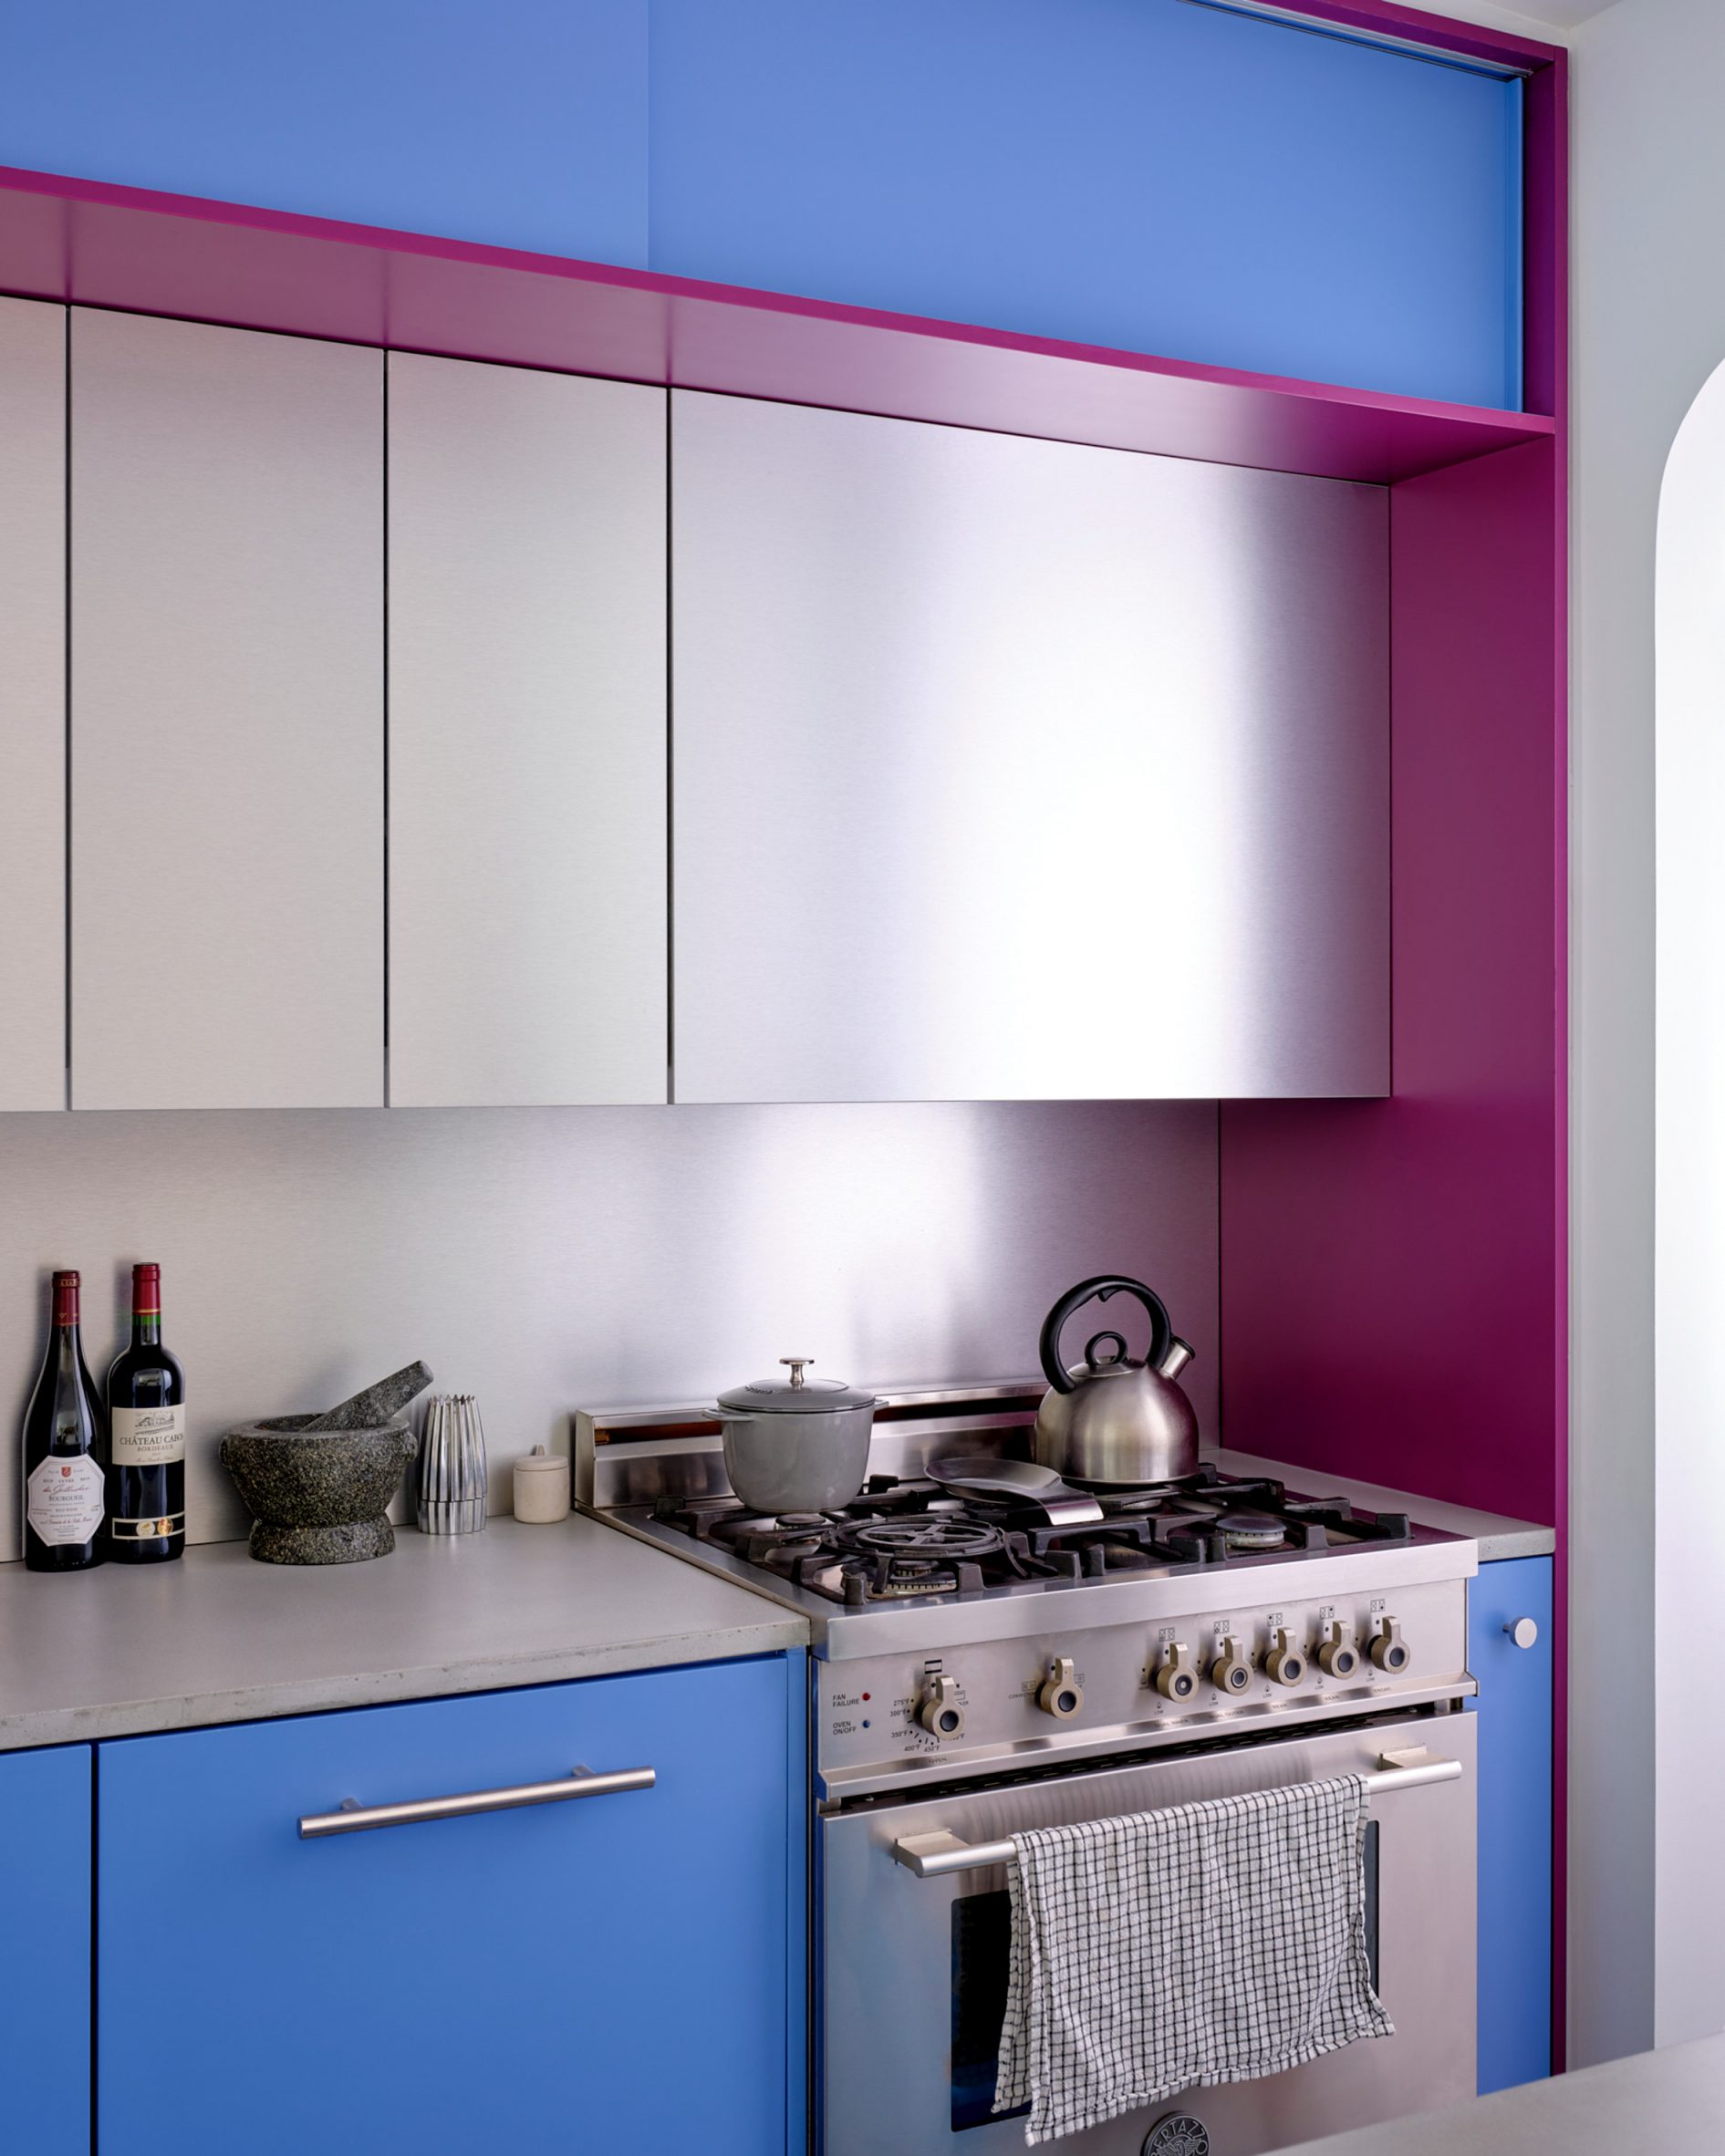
xmin=512 ymin=1445 xmax=571 ymax=1524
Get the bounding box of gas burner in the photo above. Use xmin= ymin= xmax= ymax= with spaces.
xmin=872 ymin=1566 xmax=960 ymax=1598
xmin=1215 ymin=1510 xmax=1287 ymax=1551
xmin=838 ymin=1516 xmax=1007 ymax=1561
xmin=648 ymin=1456 xmax=1418 ymax=1606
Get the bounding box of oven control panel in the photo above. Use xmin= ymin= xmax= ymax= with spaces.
xmin=816 ymin=1578 xmax=1470 ymax=1788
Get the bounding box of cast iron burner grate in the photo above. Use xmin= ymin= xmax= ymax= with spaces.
xmin=649 ymin=1462 xmax=1412 ymax=1607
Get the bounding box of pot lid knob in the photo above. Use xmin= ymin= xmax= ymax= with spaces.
xmin=779 ymin=1357 xmax=813 ymax=1389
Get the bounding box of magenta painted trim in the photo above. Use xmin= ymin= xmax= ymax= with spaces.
xmin=1531 ymin=49 xmax=1570 ymax=2070
xmin=1290 ymin=0 xmax=1562 ymax=67
xmin=0 ymin=161 xmax=1547 ymax=485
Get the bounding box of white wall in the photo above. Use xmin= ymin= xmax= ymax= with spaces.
xmin=2 ymin=1102 xmax=1219 ymax=1555
xmin=1564 ymin=0 xmax=1725 ymax=2065
xmin=1653 ymin=362 xmax=1725 ymax=2050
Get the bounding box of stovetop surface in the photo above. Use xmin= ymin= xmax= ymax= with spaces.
xmin=650 ymin=1460 xmax=1429 ymax=1611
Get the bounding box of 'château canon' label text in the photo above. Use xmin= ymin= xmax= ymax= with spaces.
xmin=110 ymin=1403 xmax=186 ymax=1467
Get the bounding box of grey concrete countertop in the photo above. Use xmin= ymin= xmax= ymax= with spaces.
xmin=1283 ymin=2037 xmax=1725 ymax=2154
xmin=0 ymin=1515 xmax=809 ymax=1753
xmin=1206 ymin=1446 xmax=1555 ymax=1562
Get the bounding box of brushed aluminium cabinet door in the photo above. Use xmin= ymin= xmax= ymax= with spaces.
xmin=388 ymin=355 xmax=667 ymax=1105
xmin=0 ymin=298 xmax=66 ymax=1112
xmin=671 ymin=391 xmax=1389 ymax=1103
xmin=71 ymin=310 xmax=383 ymax=1109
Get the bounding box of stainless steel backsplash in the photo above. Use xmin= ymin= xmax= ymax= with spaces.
xmin=0 ymin=1101 xmax=1218 ymax=1555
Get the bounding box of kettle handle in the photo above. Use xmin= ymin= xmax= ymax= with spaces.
xmin=1038 ymin=1277 xmax=1174 ymax=1395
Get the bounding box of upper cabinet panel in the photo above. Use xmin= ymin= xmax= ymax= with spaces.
xmin=388 ymin=356 xmax=668 ymax=1107
xmin=649 ymin=0 xmax=1524 ymax=410
xmin=0 ymin=3 xmax=649 ymax=267
xmin=671 ymin=391 xmax=1388 ymax=1105
xmin=0 ymin=298 xmax=66 ymax=1113
xmin=71 ymin=312 xmax=383 ymax=1110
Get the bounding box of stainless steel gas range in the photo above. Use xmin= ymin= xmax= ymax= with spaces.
xmin=577 ymin=1384 xmax=1481 ymax=2156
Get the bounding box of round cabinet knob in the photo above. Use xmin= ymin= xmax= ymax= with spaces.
xmin=1264 ymin=1627 xmax=1307 ymax=1688
xmin=917 ymin=1674 xmax=965 ymax=1739
xmin=1154 ymin=1643 xmax=1199 ymax=1702
xmin=1037 ymin=1655 xmax=1084 ymax=1719
xmin=1317 ymin=1621 xmax=1360 ymax=1681
xmin=1210 ymin=1634 xmax=1252 ymax=1696
xmin=1368 ymin=1617 xmax=1410 ymax=1674
xmin=1504 ymin=1617 xmax=1540 ymax=1651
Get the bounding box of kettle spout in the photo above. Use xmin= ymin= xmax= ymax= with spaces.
xmin=1158 ymin=1337 xmax=1196 ymax=1383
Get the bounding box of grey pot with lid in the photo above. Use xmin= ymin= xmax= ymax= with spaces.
xmin=1033 ymin=1275 xmax=1200 ymax=1486
xmin=713 ymin=1358 xmax=878 ymax=1515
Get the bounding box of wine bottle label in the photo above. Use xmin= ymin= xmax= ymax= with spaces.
xmin=26 ymin=1454 xmax=105 ymax=1545
xmin=111 ymin=1404 xmax=186 ymax=1467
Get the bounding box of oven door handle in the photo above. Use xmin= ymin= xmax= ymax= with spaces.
xmin=888 ymin=1747 xmax=1463 ymax=1879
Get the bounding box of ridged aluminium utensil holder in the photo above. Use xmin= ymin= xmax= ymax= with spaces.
xmin=417 ymin=1394 xmax=489 ymax=1534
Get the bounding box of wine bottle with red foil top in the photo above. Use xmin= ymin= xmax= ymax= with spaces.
xmin=106 ymin=1261 xmax=186 ymax=1563
xmin=22 ymin=1270 xmax=108 ymax=1571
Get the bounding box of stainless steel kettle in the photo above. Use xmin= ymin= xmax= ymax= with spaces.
xmin=1033 ymin=1275 xmax=1200 ymax=1486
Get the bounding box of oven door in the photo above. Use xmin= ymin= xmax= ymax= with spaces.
xmin=818 ymin=1712 xmax=1475 ymax=2156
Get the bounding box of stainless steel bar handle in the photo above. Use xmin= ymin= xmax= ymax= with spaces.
xmin=888 ymin=1749 xmax=1463 ymax=1879
xmin=297 ymin=1764 xmax=656 ymax=1840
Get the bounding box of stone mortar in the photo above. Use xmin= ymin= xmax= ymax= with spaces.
xmin=220 ymin=1415 xmax=419 ymax=1565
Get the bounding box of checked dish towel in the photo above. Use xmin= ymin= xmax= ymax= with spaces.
xmin=993 ymin=1774 xmax=1393 ymax=2144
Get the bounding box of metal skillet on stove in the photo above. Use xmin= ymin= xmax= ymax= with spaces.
xmin=923 ymin=1454 xmax=1106 ymax=1528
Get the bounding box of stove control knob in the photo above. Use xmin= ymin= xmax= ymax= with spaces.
xmin=1264 ymin=1628 xmax=1307 ymax=1688
xmin=917 ymin=1674 xmax=966 ymax=1739
xmin=1210 ymin=1635 xmax=1252 ymax=1696
xmin=1154 ymin=1643 xmax=1199 ymax=1702
xmin=1037 ymin=1656 xmax=1084 ymax=1720
xmin=1318 ymin=1621 xmax=1361 ymax=1681
xmin=1369 ymin=1617 xmax=1411 ymax=1674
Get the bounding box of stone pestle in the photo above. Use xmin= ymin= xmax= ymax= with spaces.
xmin=300 ymin=1361 xmax=435 ymax=1434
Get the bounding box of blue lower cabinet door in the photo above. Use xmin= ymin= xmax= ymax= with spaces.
xmin=1469 ymin=1555 xmax=1554 ymax=2094
xmin=1 ymin=1745 xmax=91 ymax=2156
xmin=98 ymin=1657 xmax=792 ymax=2155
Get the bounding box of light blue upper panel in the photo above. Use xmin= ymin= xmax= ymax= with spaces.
xmin=0 ymin=0 xmax=650 ymax=266
xmin=0 ymin=0 xmax=1522 ymax=407
xmin=648 ymin=0 xmax=1524 ymax=409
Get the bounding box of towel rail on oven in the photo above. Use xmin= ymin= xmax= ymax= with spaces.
xmin=888 ymin=1747 xmax=1463 ymax=1878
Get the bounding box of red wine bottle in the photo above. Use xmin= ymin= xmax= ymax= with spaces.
xmin=106 ymin=1262 xmax=185 ymax=1564
xmin=22 ymin=1270 xmax=108 ymax=1571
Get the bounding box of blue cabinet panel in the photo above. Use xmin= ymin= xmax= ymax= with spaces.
xmin=1469 ymin=1554 xmax=1554 ymax=2094
xmin=0 ymin=3 xmax=649 ymax=265
xmin=649 ymin=0 xmax=1524 ymax=409
xmin=99 ymin=1657 xmax=795 ymax=2155
xmin=0 ymin=1744 xmax=90 ymax=2156
xmin=4 ymin=2 xmax=1521 ymax=409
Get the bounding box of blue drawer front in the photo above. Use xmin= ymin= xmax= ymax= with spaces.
xmin=99 ymin=1656 xmax=797 ymax=2155
xmin=1469 ymin=1555 xmax=1554 ymax=2093
xmin=0 ymin=1744 xmax=91 ymax=2156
